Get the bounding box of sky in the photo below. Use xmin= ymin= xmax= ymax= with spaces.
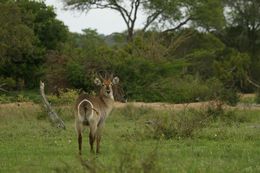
xmin=45 ymin=0 xmax=145 ymax=35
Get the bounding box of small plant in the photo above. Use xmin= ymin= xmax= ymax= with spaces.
xmin=16 ymin=94 xmax=30 ymax=102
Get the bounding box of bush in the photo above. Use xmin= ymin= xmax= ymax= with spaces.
xmin=0 ymin=77 xmax=16 ymax=90
xmin=145 ymin=109 xmax=210 ymax=139
xmin=48 ymin=89 xmax=78 ymax=105
xmin=255 ymin=89 xmax=260 ymax=104
xmin=206 ymin=78 xmax=239 ymax=106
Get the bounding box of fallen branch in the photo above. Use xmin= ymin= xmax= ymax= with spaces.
xmin=0 ymin=83 xmax=8 ymax=92
xmin=40 ymin=81 xmax=66 ymax=129
xmin=247 ymin=76 xmax=260 ymax=88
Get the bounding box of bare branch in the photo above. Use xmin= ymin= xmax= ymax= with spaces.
xmin=247 ymin=76 xmax=260 ymax=88
xmin=129 ymin=0 xmax=135 ymax=21
xmin=163 ymin=17 xmax=191 ymax=33
xmin=142 ymin=10 xmax=163 ymax=32
xmin=112 ymin=2 xmax=131 ymax=28
xmin=40 ymin=81 xmax=66 ymax=129
xmin=132 ymin=0 xmax=140 ymax=25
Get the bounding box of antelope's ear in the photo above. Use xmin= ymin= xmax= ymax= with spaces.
xmin=94 ymin=78 xmax=102 ymax=86
xmin=112 ymin=76 xmax=120 ymax=84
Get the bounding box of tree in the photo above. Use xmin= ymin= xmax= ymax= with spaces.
xmin=146 ymin=0 xmax=225 ymax=32
xmin=224 ymin=0 xmax=260 ymax=56
xmin=0 ymin=3 xmax=43 ymax=89
xmin=63 ymin=0 xmax=225 ymax=41
xmin=63 ymin=0 xmax=164 ymax=41
xmin=223 ymin=0 xmax=260 ymax=83
xmin=16 ymin=0 xmax=68 ymax=50
xmin=0 ymin=0 xmax=69 ymax=89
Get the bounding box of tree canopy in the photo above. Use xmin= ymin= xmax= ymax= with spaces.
xmin=63 ymin=0 xmax=225 ymax=41
xmin=0 ymin=0 xmax=68 ymax=89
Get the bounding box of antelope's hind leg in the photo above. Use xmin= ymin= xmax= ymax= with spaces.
xmin=89 ymin=123 xmax=97 ymax=153
xmin=75 ymin=121 xmax=83 ymax=155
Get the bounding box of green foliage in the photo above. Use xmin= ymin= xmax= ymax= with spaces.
xmin=0 ymin=2 xmax=44 ymax=89
xmin=43 ymin=30 xmax=244 ymax=104
xmin=145 ymin=110 xmax=207 ymax=139
xmin=205 ymin=78 xmax=239 ymax=106
xmin=191 ymin=0 xmax=225 ymax=30
xmin=0 ymin=77 xmax=16 ymax=90
xmin=213 ymin=48 xmax=250 ymax=89
xmin=16 ymin=0 xmax=68 ymax=50
xmin=0 ymin=94 xmax=12 ymax=103
xmin=145 ymin=105 xmax=250 ymax=140
xmin=0 ymin=0 xmax=68 ymax=89
xmin=146 ymin=0 xmax=225 ymax=31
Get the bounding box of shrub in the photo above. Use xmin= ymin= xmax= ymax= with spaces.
xmin=145 ymin=109 xmax=210 ymax=139
xmin=0 ymin=94 xmax=12 ymax=103
xmin=0 ymin=77 xmax=16 ymax=90
xmin=48 ymin=89 xmax=78 ymax=105
xmin=255 ymin=89 xmax=260 ymax=104
xmin=16 ymin=94 xmax=30 ymax=102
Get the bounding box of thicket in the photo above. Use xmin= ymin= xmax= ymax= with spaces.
xmin=1 ymin=0 xmax=260 ymax=104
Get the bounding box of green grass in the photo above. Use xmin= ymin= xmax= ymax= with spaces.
xmin=0 ymin=104 xmax=259 ymax=173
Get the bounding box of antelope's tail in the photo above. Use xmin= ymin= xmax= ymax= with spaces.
xmin=77 ymin=99 xmax=94 ymax=120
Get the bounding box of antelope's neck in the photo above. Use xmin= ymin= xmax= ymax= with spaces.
xmin=99 ymin=94 xmax=115 ymax=109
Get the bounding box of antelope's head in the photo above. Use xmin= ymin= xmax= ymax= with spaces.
xmin=94 ymin=74 xmax=120 ymax=100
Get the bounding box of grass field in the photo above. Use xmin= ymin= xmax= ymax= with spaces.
xmin=0 ymin=103 xmax=259 ymax=173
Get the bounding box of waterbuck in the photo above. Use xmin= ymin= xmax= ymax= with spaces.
xmin=75 ymin=74 xmax=122 ymax=155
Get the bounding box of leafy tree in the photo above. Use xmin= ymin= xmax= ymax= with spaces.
xmin=63 ymin=0 xmax=159 ymax=41
xmin=213 ymin=48 xmax=251 ymax=90
xmin=223 ymin=0 xmax=260 ymax=84
xmin=63 ymin=0 xmax=225 ymax=41
xmin=16 ymin=0 xmax=68 ymax=50
xmin=0 ymin=3 xmax=43 ymax=89
xmin=225 ymin=0 xmax=260 ymax=56
xmin=0 ymin=0 xmax=69 ymax=89
xmin=145 ymin=0 xmax=225 ymax=32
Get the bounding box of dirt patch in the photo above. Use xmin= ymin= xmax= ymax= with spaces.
xmin=115 ymin=101 xmax=260 ymax=110
xmin=1 ymin=101 xmax=260 ymax=111
xmin=114 ymin=101 xmax=211 ymax=110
